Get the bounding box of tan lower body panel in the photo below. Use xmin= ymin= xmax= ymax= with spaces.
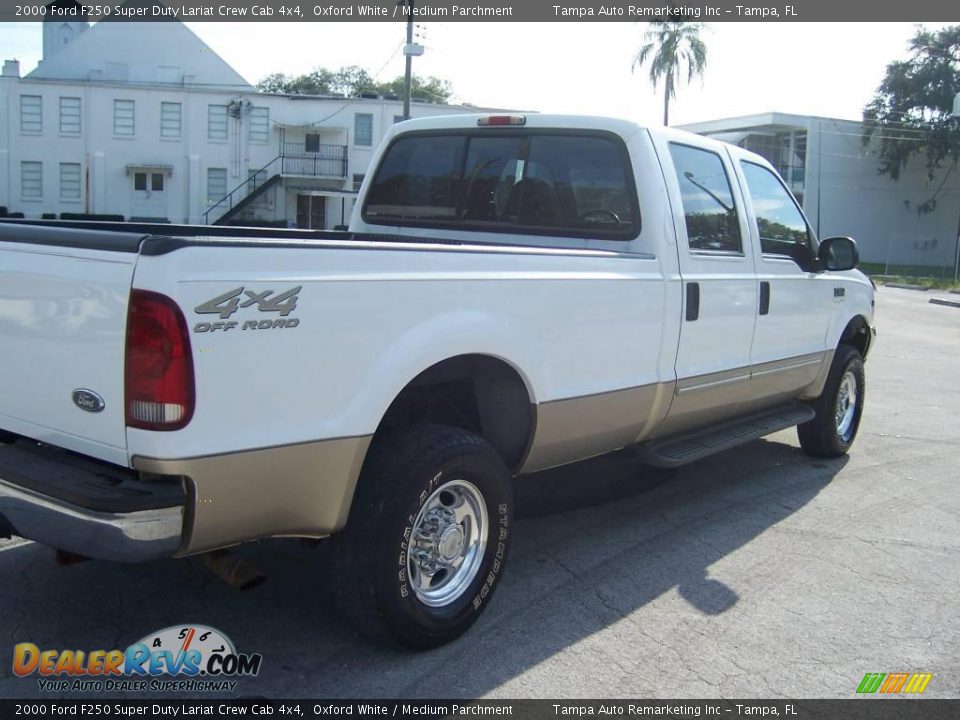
xmin=659 ymin=352 xmax=826 ymax=437
xmin=660 ymin=367 xmax=753 ymax=437
xmin=798 ymin=349 xmax=835 ymax=400
xmin=520 ymin=382 xmax=670 ymax=474
xmin=134 ymin=435 xmax=371 ymax=557
xmin=522 ymin=352 xmax=830 ymax=470
xmin=739 ymin=352 xmax=826 ymax=414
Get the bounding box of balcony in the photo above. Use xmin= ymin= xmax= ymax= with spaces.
xmin=281 ymin=143 xmax=347 ymax=178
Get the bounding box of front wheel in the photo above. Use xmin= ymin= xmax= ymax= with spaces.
xmin=798 ymin=345 xmax=865 ymax=458
xmin=330 ymin=424 xmax=513 ymax=649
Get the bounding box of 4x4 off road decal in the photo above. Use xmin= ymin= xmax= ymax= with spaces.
xmin=193 ymin=286 xmax=301 ymax=333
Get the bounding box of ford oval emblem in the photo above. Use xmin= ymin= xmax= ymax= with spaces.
xmin=72 ymin=389 xmax=105 ymax=413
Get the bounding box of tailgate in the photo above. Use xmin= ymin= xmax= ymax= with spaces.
xmin=0 ymin=224 xmax=144 ymax=467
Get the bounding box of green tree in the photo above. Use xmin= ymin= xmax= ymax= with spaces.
xmin=257 ymin=65 xmax=454 ymax=104
xmin=257 ymin=66 xmax=371 ymax=96
xmin=863 ymin=25 xmax=960 ymax=187
xmin=332 ymin=66 xmax=376 ymax=97
xmin=632 ymin=21 xmax=708 ymax=126
xmin=374 ymin=75 xmax=454 ymax=104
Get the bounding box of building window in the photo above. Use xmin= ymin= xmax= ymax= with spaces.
xmin=113 ymin=99 xmax=135 ymax=136
xmin=21 ymin=161 xmax=42 ymax=198
xmin=304 ymin=133 xmax=320 ymax=153
xmin=59 ymin=162 xmax=81 ymax=200
xmin=208 ymin=104 xmax=228 ymax=140
xmin=668 ymin=143 xmax=742 ymax=254
xmin=160 ymin=102 xmax=181 ymax=138
xmin=133 ymin=172 xmax=165 ymax=192
xmin=352 ymin=174 xmax=365 ymax=192
xmin=59 ymin=97 xmax=81 ymax=135
xmin=21 ymin=95 xmax=42 ymax=133
xmin=207 ymin=168 xmax=227 ymax=202
xmin=249 ymin=107 xmax=269 ymax=143
xmin=354 ymin=113 xmax=373 ymax=147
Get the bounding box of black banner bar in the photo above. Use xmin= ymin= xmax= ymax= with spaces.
xmin=0 ymin=0 xmax=959 ymax=23
xmin=2 ymin=700 xmax=960 ymax=720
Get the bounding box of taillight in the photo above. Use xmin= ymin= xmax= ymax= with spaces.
xmin=125 ymin=290 xmax=195 ymax=431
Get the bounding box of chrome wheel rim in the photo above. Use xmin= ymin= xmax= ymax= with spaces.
xmin=408 ymin=479 xmax=488 ymax=608
xmin=835 ymin=370 xmax=858 ymax=441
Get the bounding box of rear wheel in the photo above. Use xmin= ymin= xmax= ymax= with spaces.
xmin=798 ymin=345 xmax=865 ymax=457
xmin=330 ymin=424 xmax=512 ymax=649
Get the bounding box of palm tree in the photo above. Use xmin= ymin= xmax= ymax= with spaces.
xmin=632 ymin=21 xmax=708 ymax=126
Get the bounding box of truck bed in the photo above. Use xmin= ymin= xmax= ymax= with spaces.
xmin=0 ymin=218 xmax=539 ymax=254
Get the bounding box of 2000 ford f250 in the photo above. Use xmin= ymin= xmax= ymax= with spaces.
xmin=0 ymin=114 xmax=874 ymax=648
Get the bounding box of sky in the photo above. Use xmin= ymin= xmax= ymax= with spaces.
xmin=0 ymin=21 xmax=951 ymax=126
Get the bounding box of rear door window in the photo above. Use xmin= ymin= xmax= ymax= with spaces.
xmin=668 ymin=143 xmax=742 ymax=254
xmin=362 ymin=131 xmax=639 ymax=240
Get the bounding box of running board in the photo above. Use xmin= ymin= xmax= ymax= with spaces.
xmin=639 ymin=402 xmax=816 ymax=468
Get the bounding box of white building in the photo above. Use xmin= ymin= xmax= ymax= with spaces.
xmin=679 ymin=112 xmax=960 ymax=272
xmin=0 ymin=5 xmax=487 ymax=228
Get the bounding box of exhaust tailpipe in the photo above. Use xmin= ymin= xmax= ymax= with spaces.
xmin=201 ymin=549 xmax=266 ymax=591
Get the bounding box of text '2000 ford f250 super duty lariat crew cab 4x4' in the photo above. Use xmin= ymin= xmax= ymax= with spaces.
xmin=0 ymin=114 xmax=874 ymax=648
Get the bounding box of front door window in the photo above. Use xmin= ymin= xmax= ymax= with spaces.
xmin=739 ymin=161 xmax=814 ymax=268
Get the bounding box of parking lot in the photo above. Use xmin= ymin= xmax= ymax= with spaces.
xmin=1 ymin=286 xmax=958 ymax=699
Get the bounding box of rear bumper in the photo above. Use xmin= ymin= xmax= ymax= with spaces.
xmin=0 ymin=479 xmax=183 ymax=562
xmin=0 ymin=441 xmax=185 ymax=562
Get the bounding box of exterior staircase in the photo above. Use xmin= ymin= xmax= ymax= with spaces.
xmin=211 ymin=173 xmax=281 ymax=226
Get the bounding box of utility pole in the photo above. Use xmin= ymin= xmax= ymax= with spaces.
xmin=398 ymin=0 xmax=423 ymax=120
xmin=953 ymin=93 xmax=960 ymax=280
xmin=402 ymin=0 xmax=414 ymax=120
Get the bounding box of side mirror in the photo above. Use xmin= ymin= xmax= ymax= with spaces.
xmin=817 ymin=236 xmax=859 ymax=271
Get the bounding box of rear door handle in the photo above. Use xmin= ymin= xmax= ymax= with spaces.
xmin=759 ymin=281 xmax=771 ymax=315
xmin=686 ymin=282 xmax=700 ymax=321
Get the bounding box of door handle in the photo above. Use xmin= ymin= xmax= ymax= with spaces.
xmin=759 ymin=281 xmax=771 ymax=315
xmin=686 ymin=282 xmax=700 ymax=321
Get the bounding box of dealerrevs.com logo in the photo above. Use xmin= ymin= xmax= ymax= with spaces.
xmin=13 ymin=625 xmax=262 ymax=693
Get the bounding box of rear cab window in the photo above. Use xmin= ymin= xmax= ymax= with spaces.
xmin=362 ymin=130 xmax=640 ymax=241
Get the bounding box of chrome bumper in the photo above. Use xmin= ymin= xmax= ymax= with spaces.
xmin=0 ymin=478 xmax=183 ymax=562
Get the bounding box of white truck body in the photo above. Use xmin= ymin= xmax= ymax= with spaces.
xmin=0 ymin=114 xmax=874 ymax=646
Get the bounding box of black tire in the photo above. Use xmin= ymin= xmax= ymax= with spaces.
xmin=798 ymin=345 xmax=865 ymax=458
xmin=330 ymin=424 xmax=513 ymax=649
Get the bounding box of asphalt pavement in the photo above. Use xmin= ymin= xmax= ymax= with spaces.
xmin=1 ymin=286 xmax=958 ymax=700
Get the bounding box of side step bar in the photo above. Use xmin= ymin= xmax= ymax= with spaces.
xmin=639 ymin=402 xmax=816 ymax=468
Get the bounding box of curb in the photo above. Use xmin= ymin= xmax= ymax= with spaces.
xmin=883 ymin=283 xmax=928 ymax=291
xmin=929 ymin=298 xmax=960 ymax=309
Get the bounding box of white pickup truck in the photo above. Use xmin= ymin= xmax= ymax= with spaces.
xmin=0 ymin=114 xmax=874 ymax=648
